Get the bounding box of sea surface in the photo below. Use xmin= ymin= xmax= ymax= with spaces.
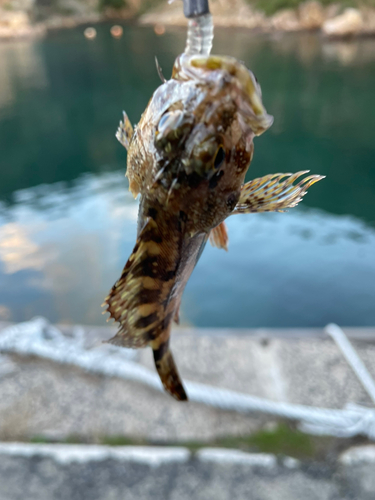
xmin=0 ymin=24 xmax=374 ymax=328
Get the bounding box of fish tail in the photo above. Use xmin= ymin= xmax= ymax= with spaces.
xmin=152 ymin=338 xmax=187 ymax=401
xmin=103 ymin=216 xmax=181 ymax=349
xmin=103 ymin=211 xmax=204 ymax=400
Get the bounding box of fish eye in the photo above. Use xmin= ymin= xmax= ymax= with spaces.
xmin=158 ymin=112 xmax=171 ymax=131
xmin=214 ymin=146 xmax=225 ymax=169
xmin=158 ymin=111 xmax=181 ymax=135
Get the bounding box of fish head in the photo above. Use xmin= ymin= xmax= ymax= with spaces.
xmin=172 ymin=53 xmax=274 ymax=137
xmin=137 ymin=53 xmax=274 ymax=231
xmin=159 ymin=54 xmax=272 ymax=164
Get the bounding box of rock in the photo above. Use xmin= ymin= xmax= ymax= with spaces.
xmin=61 ymin=0 xmax=100 ymax=17
xmin=325 ymin=4 xmax=341 ymax=20
xmin=214 ymin=9 xmax=268 ymax=30
xmin=271 ymin=9 xmax=301 ymax=32
xmin=340 ymin=445 xmax=375 ymax=466
xmin=322 ymin=8 xmax=363 ymax=37
xmin=360 ymin=7 xmax=375 ymax=36
xmin=140 ymin=0 xmax=268 ymax=30
xmin=0 ymin=10 xmax=30 ymax=29
xmin=298 ymin=1 xmax=325 ymax=30
xmin=0 ymin=0 xmax=35 ymax=11
xmin=339 ymin=445 xmax=375 ymax=499
xmin=0 ymin=8 xmax=45 ymax=38
xmin=43 ymin=13 xmax=101 ymax=30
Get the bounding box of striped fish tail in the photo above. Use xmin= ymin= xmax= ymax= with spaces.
xmin=152 ymin=338 xmax=187 ymax=401
xmin=103 ymin=216 xmax=183 ymax=349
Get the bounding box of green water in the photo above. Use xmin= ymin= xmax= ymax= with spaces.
xmin=0 ymin=25 xmax=374 ymax=327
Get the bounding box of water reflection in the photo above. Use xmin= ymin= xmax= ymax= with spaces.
xmin=0 ymin=172 xmax=374 ymax=327
xmin=0 ymin=223 xmax=44 ymax=274
xmin=193 ymin=207 xmax=375 ymax=328
xmin=0 ymin=172 xmax=138 ymax=324
xmin=0 ymin=41 xmax=48 ymax=110
xmin=236 ymin=32 xmax=375 ymax=67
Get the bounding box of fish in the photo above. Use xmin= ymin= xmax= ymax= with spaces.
xmin=103 ymin=52 xmax=325 ymax=401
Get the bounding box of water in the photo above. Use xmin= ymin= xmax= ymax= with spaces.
xmin=0 ymin=25 xmax=374 ymax=328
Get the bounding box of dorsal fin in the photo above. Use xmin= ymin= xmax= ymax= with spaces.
xmin=115 ymin=111 xmax=134 ymax=150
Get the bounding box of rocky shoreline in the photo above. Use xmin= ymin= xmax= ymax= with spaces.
xmin=0 ymin=10 xmax=101 ymax=39
xmin=0 ymin=0 xmax=134 ymax=40
xmin=1 ymin=0 xmax=375 ymax=39
xmin=140 ymin=0 xmax=375 ymax=39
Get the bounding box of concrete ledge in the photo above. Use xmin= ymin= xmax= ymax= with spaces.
xmin=196 ymin=448 xmax=277 ymax=468
xmin=0 ymin=443 xmax=374 ymax=500
xmin=1 ymin=321 xmax=375 ymax=443
xmin=0 ymin=442 xmax=190 ymax=466
xmin=340 ymin=445 xmax=375 ymax=466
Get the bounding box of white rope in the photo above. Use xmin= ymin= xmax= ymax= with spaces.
xmin=325 ymin=323 xmax=375 ymax=405
xmin=1 ymin=318 xmax=375 ymax=440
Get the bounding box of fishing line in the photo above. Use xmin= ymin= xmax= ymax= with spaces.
xmin=183 ymin=0 xmax=213 ymax=55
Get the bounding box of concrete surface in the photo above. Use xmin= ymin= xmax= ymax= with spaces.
xmin=1 ymin=323 xmax=375 ymax=442
xmin=1 ymin=323 xmax=375 ymax=499
xmin=0 ymin=443 xmax=375 ymax=500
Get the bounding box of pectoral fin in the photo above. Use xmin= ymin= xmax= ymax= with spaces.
xmin=209 ymin=221 xmax=229 ymax=251
xmin=116 ymin=111 xmax=134 ymax=150
xmin=233 ymin=171 xmax=325 ymax=214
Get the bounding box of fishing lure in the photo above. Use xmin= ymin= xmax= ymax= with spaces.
xmin=103 ymin=11 xmax=324 ymax=400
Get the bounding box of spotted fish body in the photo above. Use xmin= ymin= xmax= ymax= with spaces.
xmin=104 ymin=53 xmax=324 ymax=400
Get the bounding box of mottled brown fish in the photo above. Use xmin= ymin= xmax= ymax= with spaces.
xmin=103 ymin=53 xmax=324 ymax=401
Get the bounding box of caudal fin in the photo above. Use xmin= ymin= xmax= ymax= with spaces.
xmin=153 ymin=340 xmax=187 ymax=401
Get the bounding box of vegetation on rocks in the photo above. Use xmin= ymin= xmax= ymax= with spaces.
xmin=26 ymin=423 xmax=370 ymax=461
xmin=99 ymin=0 xmax=127 ymax=9
xmin=251 ymin=0 xmax=374 ymax=16
xmin=1 ymin=0 xmax=375 ymax=38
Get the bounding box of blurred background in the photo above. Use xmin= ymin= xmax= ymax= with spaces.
xmin=1 ymin=19 xmax=375 ymax=328
xmin=0 ymin=1 xmax=375 ymax=499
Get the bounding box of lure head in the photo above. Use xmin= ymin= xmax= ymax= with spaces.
xmin=127 ymin=53 xmax=273 ymax=232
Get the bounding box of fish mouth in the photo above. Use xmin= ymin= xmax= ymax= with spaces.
xmin=174 ymin=53 xmax=274 ymax=136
